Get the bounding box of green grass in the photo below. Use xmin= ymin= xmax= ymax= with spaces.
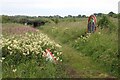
xmin=39 ymin=17 xmax=119 ymax=78
xmin=62 ymin=45 xmax=114 ymax=78
xmin=2 ymin=17 xmax=119 ymax=78
xmin=39 ymin=29 xmax=116 ymax=78
xmin=2 ymin=58 xmax=67 ymax=78
xmin=39 ymin=20 xmax=87 ymax=44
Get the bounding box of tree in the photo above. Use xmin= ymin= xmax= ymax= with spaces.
xmin=108 ymin=11 xmax=115 ymax=17
xmin=97 ymin=13 xmax=103 ymax=17
xmin=68 ymin=15 xmax=72 ymax=18
xmin=64 ymin=16 xmax=68 ymax=18
xmin=77 ymin=14 xmax=81 ymax=18
xmin=82 ymin=15 xmax=86 ymax=18
xmin=2 ymin=15 xmax=11 ymax=23
xmin=94 ymin=13 xmax=98 ymax=16
xmin=48 ymin=16 xmax=53 ymax=18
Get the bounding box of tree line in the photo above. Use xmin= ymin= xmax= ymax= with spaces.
xmin=1 ymin=11 xmax=118 ymax=26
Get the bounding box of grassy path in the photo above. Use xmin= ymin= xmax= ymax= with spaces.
xmin=62 ymin=45 xmax=114 ymax=78
xmin=40 ymin=30 xmax=115 ymax=78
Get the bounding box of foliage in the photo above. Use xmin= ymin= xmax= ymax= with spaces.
xmin=2 ymin=12 xmax=118 ymax=24
xmin=72 ymin=32 xmax=118 ymax=76
xmin=2 ymin=32 xmax=62 ymax=63
xmin=2 ymin=30 xmax=64 ymax=78
xmin=51 ymin=18 xmax=59 ymax=24
xmin=2 ymin=15 xmax=11 ymax=23
xmin=41 ymin=18 xmax=119 ymax=77
xmin=97 ymin=16 xmax=117 ymax=31
xmin=1 ymin=15 xmax=119 ymax=78
xmin=108 ymin=12 xmax=118 ymax=18
xmin=2 ymin=15 xmax=48 ymax=27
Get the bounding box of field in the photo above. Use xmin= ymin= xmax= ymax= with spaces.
xmin=1 ymin=16 xmax=119 ymax=78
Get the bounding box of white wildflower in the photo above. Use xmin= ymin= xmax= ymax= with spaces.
xmin=54 ymin=56 xmax=56 ymax=59
xmin=13 ymin=40 xmax=18 ymax=43
xmin=59 ymin=52 xmax=62 ymax=55
xmin=23 ymin=53 xmax=27 ymax=56
xmin=7 ymin=46 xmax=11 ymax=50
xmin=57 ymin=52 xmax=59 ymax=55
xmin=2 ymin=57 xmax=5 ymax=60
xmin=60 ymin=59 xmax=62 ymax=62
xmin=12 ymin=69 xmax=17 ymax=72
xmin=98 ymin=32 xmax=101 ymax=34
xmin=56 ymin=57 xmax=59 ymax=61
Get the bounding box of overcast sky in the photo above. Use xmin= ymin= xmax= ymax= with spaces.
xmin=0 ymin=0 xmax=119 ymax=16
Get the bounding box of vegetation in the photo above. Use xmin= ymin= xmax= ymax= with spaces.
xmin=97 ymin=16 xmax=117 ymax=31
xmin=2 ymin=24 xmax=66 ymax=78
xmin=1 ymin=12 xmax=119 ymax=78
xmin=39 ymin=16 xmax=119 ymax=77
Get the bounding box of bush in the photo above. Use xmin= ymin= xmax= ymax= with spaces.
xmin=97 ymin=16 xmax=116 ymax=31
xmin=2 ymin=32 xmax=62 ymax=67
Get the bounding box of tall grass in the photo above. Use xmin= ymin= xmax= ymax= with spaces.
xmin=72 ymin=31 xmax=118 ymax=76
xmin=40 ymin=17 xmax=119 ymax=77
xmin=3 ymin=59 xmax=67 ymax=78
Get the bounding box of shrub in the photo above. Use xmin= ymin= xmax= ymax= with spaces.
xmin=2 ymin=32 xmax=62 ymax=66
xmin=97 ymin=16 xmax=116 ymax=31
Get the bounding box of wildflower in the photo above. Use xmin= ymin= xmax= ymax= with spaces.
xmin=23 ymin=53 xmax=27 ymax=56
xmin=53 ymin=54 xmax=55 ymax=56
xmin=54 ymin=56 xmax=56 ymax=59
xmin=2 ymin=57 xmax=5 ymax=60
xmin=86 ymin=36 xmax=89 ymax=38
xmin=57 ymin=52 xmax=59 ymax=55
xmin=59 ymin=52 xmax=62 ymax=55
xmin=56 ymin=57 xmax=59 ymax=61
xmin=12 ymin=69 xmax=17 ymax=72
xmin=13 ymin=44 xmax=17 ymax=48
xmin=7 ymin=41 xmax=11 ymax=44
xmin=98 ymin=32 xmax=101 ymax=34
xmin=27 ymin=51 xmax=30 ymax=55
xmin=42 ymin=51 xmax=47 ymax=57
xmin=13 ymin=40 xmax=18 ymax=43
xmin=10 ymin=51 xmax=12 ymax=55
xmin=7 ymin=46 xmax=11 ymax=50
xmin=2 ymin=32 xmax=62 ymax=63
xmin=60 ymin=59 xmax=62 ymax=62
xmin=83 ymin=37 xmax=86 ymax=40
xmin=80 ymin=35 xmax=83 ymax=38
